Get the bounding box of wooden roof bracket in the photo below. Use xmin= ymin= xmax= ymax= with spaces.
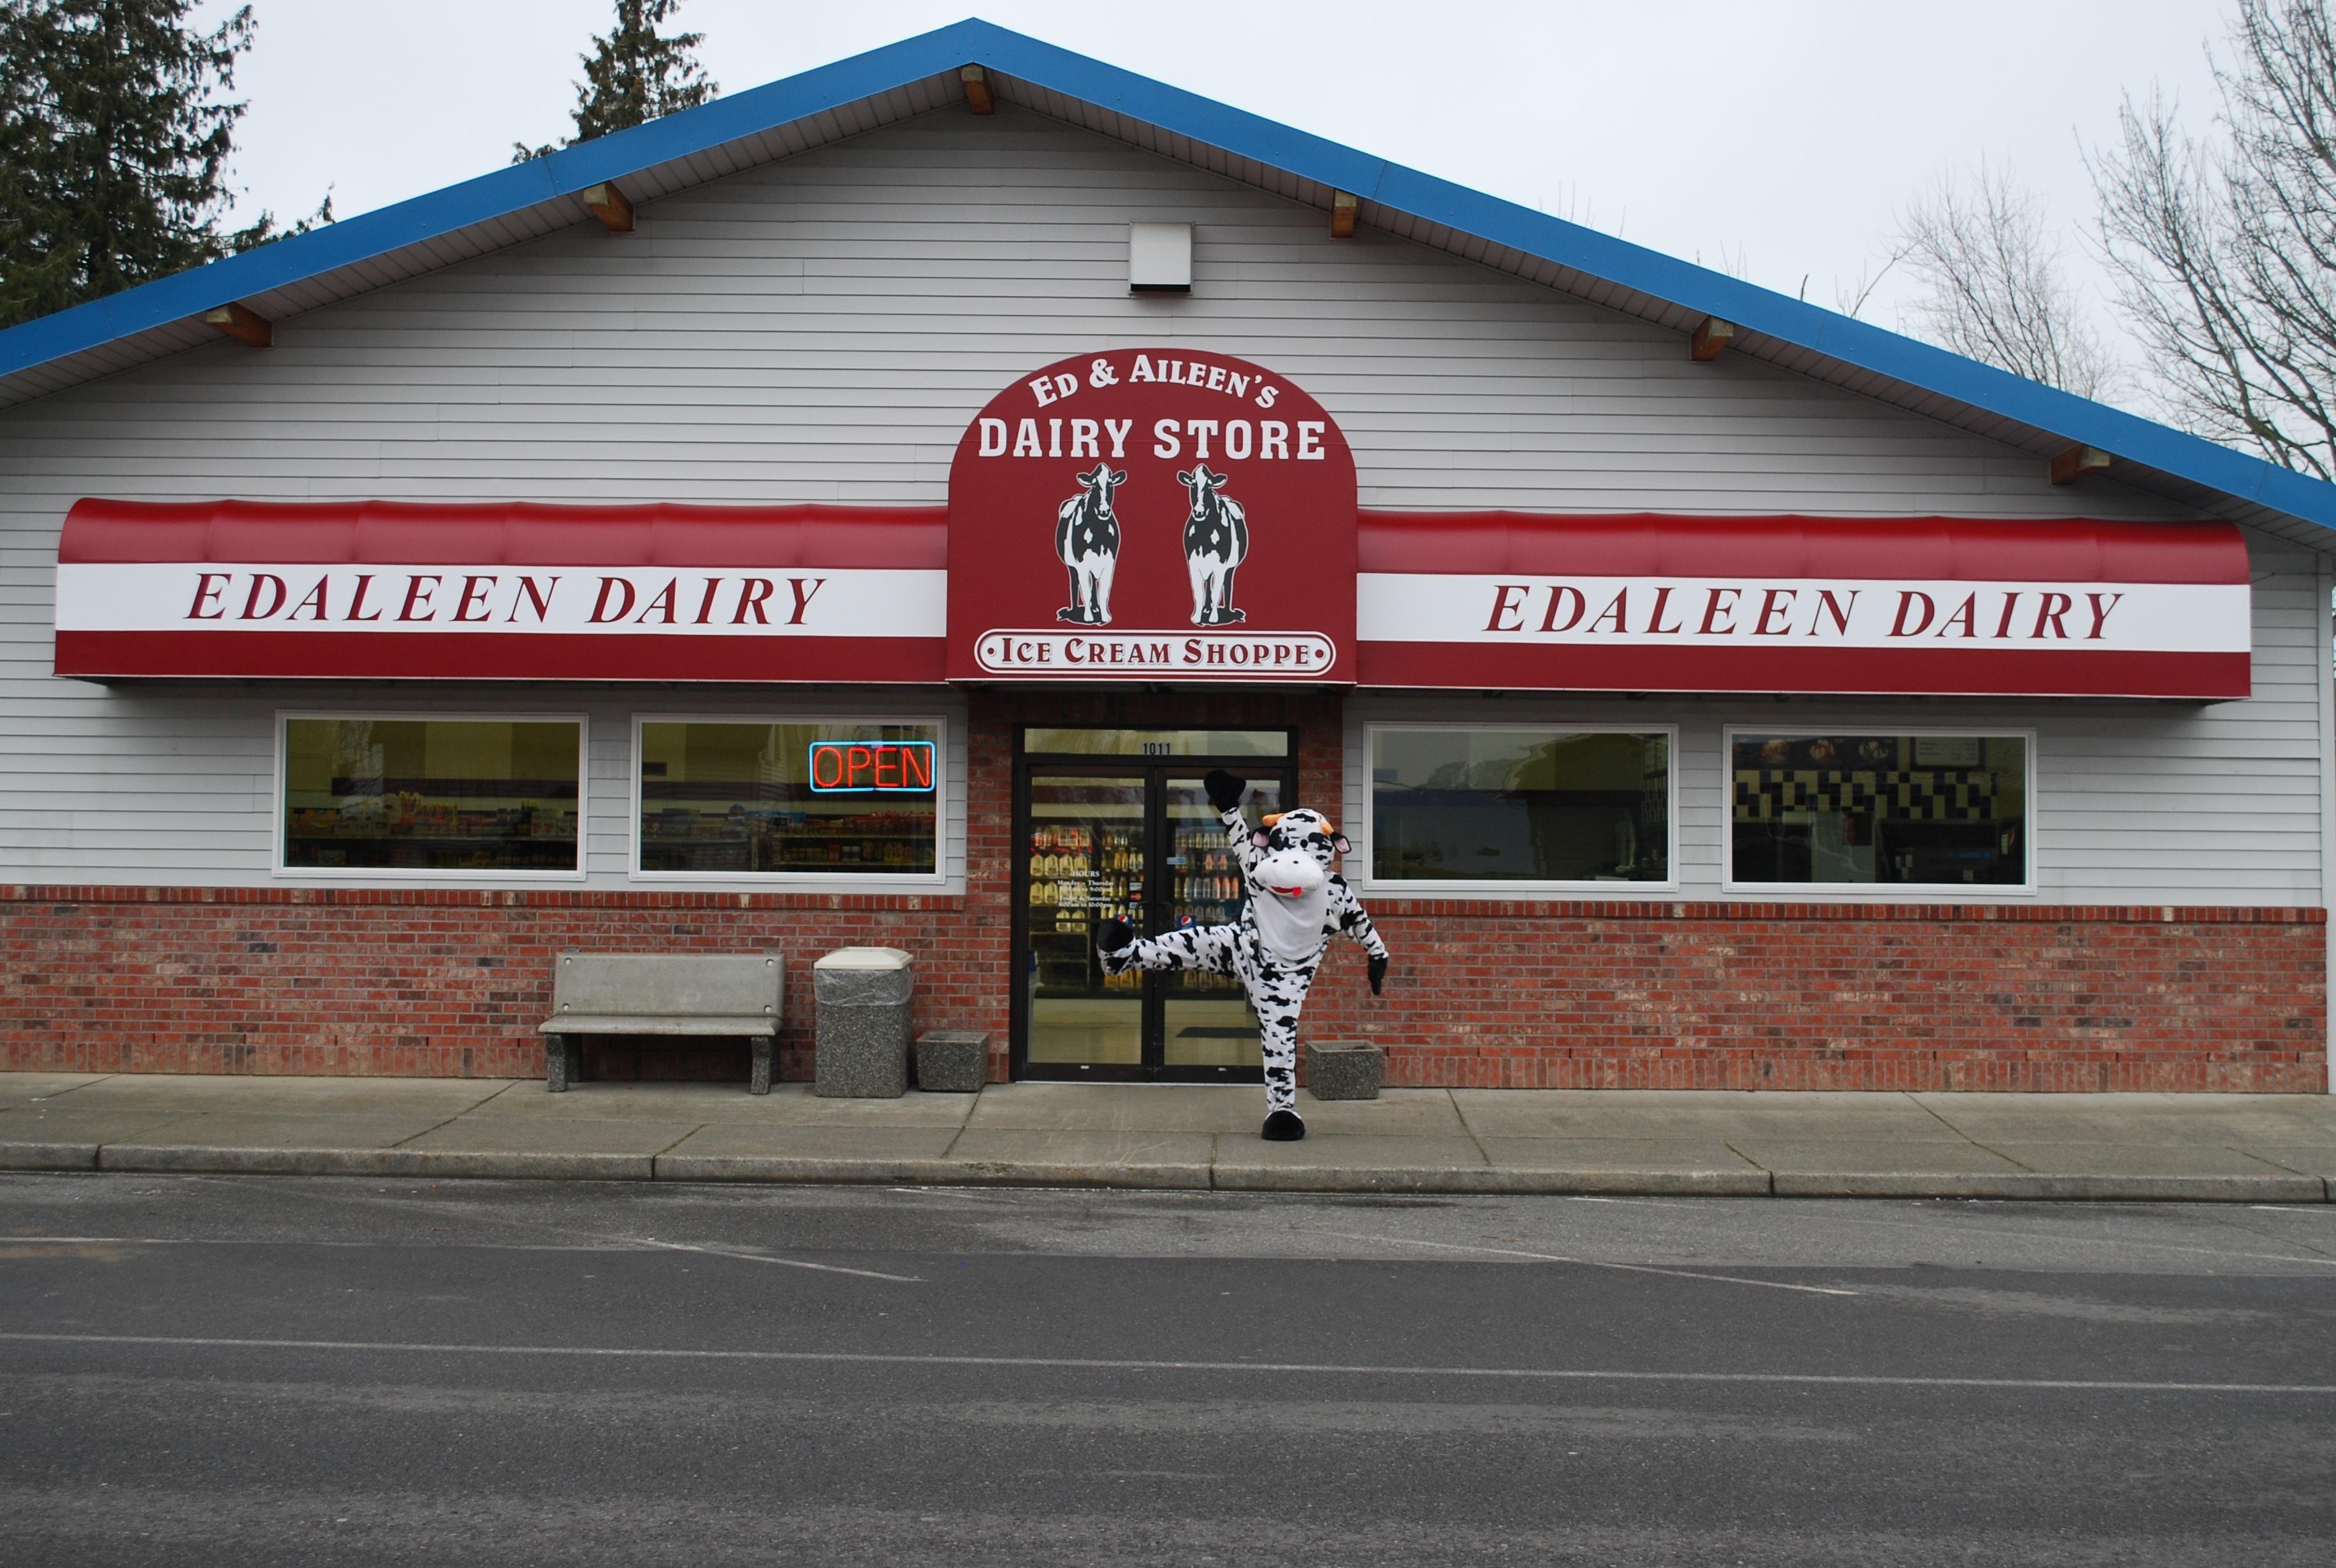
xmin=2050 ymin=445 xmax=2113 ymax=486
xmin=1330 ymin=191 xmax=1358 ymax=238
xmin=200 ymin=302 xmax=271 ymax=348
xmin=582 ymin=182 xmax=634 ymax=232
xmin=962 ymin=64 xmax=994 ymax=114
xmin=1690 ymin=316 xmax=1736 ymax=361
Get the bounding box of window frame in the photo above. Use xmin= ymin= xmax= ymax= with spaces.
xmin=626 ymin=711 xmax=950 ymax=887
xmin=1356 ymin=721 xmax=1681 ymax=896
xmin=1720 ymin=724 xmax=2040 ymax=898
xmin=272 ymin=709 xmax=590 ymax=882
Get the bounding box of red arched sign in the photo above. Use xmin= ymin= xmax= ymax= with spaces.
xmin=946 ymin=349 xmax=1357 ymax=681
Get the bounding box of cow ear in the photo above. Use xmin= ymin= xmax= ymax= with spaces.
xmin=1333 ymin=834 xmax=1351 ymax=856
xmin=1113 ymin=470 xmax=1128 ymax=484
xmin=1251 ymin=829 xmax=1270 ymax=848
xmin=1176 ymin=470 xmax=1192 ymax=486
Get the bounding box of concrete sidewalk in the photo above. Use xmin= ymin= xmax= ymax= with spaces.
xmin=3 ymin=1071 xmax=2335 ymax=1200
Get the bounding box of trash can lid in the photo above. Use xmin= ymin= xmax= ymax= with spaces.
xmin=813 ymin=946 xmax=915 ymax=970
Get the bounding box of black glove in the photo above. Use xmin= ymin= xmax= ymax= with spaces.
xmin=1097 ymin=917 xmax=1134 ymax=955
xmin=1368 ymin=954 xmax=1389 ymax=996
xmin=1203 ymin=769 xmax=1247 ymax=812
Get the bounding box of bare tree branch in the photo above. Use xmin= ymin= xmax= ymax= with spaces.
xmin=1834 ymin=249 xmax=1904 ymax=321
xmin=1892 ymin=157 xmax=2119 ymax=399
xmin=2089 ymin=0 xmax=2336 ymax=481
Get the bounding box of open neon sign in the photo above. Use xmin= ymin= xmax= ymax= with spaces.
xmin=808 ymin=740 xmax=936 ymax=793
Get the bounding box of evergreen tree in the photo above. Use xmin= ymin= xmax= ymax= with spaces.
xmin=512 ymin=0 xmax=717 ymax=163
xmin=0 ymin=0 xmax=328 ymax=329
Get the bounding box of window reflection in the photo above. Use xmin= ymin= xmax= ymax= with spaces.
xmin=639 ymin=721 xmax=939 ymax=876
xmin=1730 ymin=733 xmax=2027 ymax=885
xmin=1370 ymin=729 xmax=1670 ymax=883
xmin=282 ymin=718 xmax=581 ymax=871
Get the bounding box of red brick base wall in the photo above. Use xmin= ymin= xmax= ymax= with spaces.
xmin=1 ymin=887 xmax=2322 ymax=1092
xmin=0 ymin=887 xmax=1003 ymax=1082
xmin=1298 ymin=901 xmax=2328 ymax=1093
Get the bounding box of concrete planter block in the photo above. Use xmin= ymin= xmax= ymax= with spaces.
xmin=915 ymin=1029 xmax=990 ymax=1093
xmin=814 ymin=947 xmax=915 ymax=1099
xmin=1305 ymin=1040 xmax=1384 ymax=1101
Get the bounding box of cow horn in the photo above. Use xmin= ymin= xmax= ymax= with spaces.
xmin=1259 ymin=813 xmax=1282 ymax=828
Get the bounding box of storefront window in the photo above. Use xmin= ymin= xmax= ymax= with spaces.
xmin=281 ymin=716 xmax=582 ymax=872
xmin=1729 ymin=732 xmax=2029 ymax=887
xmin=637 ymin=720 xmax=941 ymax=876
xmin=1368 ymin=727 xmax=1671 ymax=884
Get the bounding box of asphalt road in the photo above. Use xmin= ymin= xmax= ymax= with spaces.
xmin=3 ymin=1175 xmax=2333 ymax=1567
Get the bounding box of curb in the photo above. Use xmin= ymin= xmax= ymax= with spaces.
xmin=92 ymin=1145 xmax=658 ymax=1181
xmin=1769 ymin=1170 xmax=2330 ymax=1202
xmin=654 ymin=1154 xmax=1215 ymax=1189
xmin=1207 ymin=1165 xmax=1774 ymax=1196
xmin=0 ymin=1141 xmax=99 ymax=1172
xmin=1 ymin=1140 xmax=2326 ymax=1200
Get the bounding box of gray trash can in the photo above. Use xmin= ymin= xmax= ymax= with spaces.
xmin=813 ymin=947 xmax=915 ymax=1098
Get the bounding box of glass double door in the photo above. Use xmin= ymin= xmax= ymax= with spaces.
xmin=1018 ymin=762 xmax=1290 ymax=1080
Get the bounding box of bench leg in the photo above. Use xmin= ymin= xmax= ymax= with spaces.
xmin=750 ymin=1038 xmax=773 ymax=1096
xmin=546 ymin=1035 xmax=576 ymax=1093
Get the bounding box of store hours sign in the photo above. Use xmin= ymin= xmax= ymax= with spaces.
xmin=945 ymin=349 xmax=1358 ymax=681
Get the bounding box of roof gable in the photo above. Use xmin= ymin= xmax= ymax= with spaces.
xmin=3 ymin=17 xmax=2332 ymax=540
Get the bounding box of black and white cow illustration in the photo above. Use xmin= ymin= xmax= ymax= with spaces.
xmin=1178 ymin=465 xmax=1249 ymax=625
xmin=1098 ymin=770 xmax=1389 ymax=1142
xmin=1055 ymin=464 xmax=1125 ymax=625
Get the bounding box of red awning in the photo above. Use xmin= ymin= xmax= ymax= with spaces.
xmin=59 ymin=498 xmax=947 ymax=568
xmin=1354 ymin=512 xmax=2253 ymax=699
xmin=55 ymin=500 xmax=948 ymax=683
xmin=54 ymin=500 xmax=2258 ymax=698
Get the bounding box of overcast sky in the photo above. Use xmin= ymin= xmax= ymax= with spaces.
xmin=213 ymin=1 xmax=2238 ymax=363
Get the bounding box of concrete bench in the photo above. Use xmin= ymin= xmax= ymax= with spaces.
xmin=538 ymin=952 xmax=784 ymax=1094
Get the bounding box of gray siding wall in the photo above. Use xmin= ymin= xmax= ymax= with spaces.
xmin=0 ymin=685 xmax=968 ymax=894
xmin=1351 ymin=532 xmax=2326 ymax=906
xmin=0 ymin=104 xmax=2321 ymax=902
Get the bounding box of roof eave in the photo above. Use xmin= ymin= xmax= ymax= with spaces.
xmin=3 ymin=15 xmax=2332 ymax=536
xmin=0 ymin=20 xmax=998 ymax=383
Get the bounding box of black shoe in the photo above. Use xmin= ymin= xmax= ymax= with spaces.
xmin=1261 ymin=1109 xmax=1306 ymax=1142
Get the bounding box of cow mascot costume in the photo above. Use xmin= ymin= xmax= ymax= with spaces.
xmin=1096 ymin=769 xmax=1389 ymax=1141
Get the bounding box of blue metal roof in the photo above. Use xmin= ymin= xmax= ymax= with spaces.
xmin=5 ymin=16 xmax=2333 ymax=532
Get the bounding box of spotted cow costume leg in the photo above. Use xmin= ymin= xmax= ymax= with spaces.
xmin=1237 ymin=942 xmax=1324 ymax=1119
xmin=1099 ymin=920 xmax=1242 ymax=987
xmin=1098 ymin=769 xmax=1391 ymax=1141
xmin=1099 ymin=922 xmax=1319 ymax=1118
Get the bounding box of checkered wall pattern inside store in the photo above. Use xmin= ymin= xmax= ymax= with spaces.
xmin=1732 ymin=769 xmax=1998 ymax=822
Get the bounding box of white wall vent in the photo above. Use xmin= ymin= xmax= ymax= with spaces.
xmin=1128 ymin=222 xmax=1193 ymax=293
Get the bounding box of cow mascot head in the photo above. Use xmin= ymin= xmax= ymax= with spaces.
xmin=1244 ymin=808 xmax=1346 ymax=966
xmin=1095 ymin=770 xmax=1391 ymax=1142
